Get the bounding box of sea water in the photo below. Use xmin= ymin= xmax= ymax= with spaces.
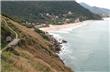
xmin=49 ymin=18 xmax=110 ymax=72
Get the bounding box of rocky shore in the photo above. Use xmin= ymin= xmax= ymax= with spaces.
xmin=42 ymin=32 xmax=67 ymax=53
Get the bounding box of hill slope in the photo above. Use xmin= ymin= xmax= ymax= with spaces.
xmin=1 ymin=15 xmax=73 ymax=72
xmin=80 ymin=2 xmax=110 ymax=17
xmin=1 ymin=1 xmax=101 ymax=24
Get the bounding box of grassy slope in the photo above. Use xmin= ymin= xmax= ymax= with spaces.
xmin=1 ymin=16 xmax=73 ymax=72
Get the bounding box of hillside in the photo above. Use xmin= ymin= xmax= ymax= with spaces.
xmin=1 ymin=15 xmax=73 ymax=72
xmin=80 ymin=2 xmax=110 ymax=17
xmin=1 ymin=1 xmax=101 ymax=25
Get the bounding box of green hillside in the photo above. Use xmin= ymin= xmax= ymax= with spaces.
xmin=1 ymin=1 xmax=101 ymax=25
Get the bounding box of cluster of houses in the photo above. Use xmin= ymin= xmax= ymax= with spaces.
xmin=22 ymin=21 xmax=49 ymax=28
xmin=44 ymin=11 xmax=87 ymax=24
xmin=22 ymin=11 xmax=88 ymax=29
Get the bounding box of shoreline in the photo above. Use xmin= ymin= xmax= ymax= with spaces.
xmin=39 ymin=21 xmax=89 ymax=32
xmin=39 ymin=21 xmax=90 ymax=52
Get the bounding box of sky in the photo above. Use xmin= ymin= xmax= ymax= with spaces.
xmin=76 ymin=0 xmax=110 ymax=9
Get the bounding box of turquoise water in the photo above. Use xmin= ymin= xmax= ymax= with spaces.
xmin=50 ymin=18 xmax=110 ymax=72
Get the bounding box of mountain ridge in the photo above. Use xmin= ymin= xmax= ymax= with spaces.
xmin=80 ymin=2 xmax=110 ymax=17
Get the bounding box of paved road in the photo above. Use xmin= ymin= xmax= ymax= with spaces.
xmin=1 ymin=18 xmax=58 ymax=72
xmin=3 ymin=19 xmax=18 ymax=39
xmin=2 ymin=18 xmax=20 ymax=52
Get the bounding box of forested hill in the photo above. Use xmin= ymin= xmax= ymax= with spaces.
xmin=1 ymin=1 xmax=101 ymax=24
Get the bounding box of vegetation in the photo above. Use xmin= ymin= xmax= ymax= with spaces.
xmin=1 ymin=1 xmax=101 ymax=25
xmin=1 ymin=51 xmax=21 ymax=72
xmin=1 ymin=1 xmax=102 ymax=71
xmin=1 ymin=15 xmax=73 ymax=72
xmin=34 ymin=28 xmax=50 ymax=41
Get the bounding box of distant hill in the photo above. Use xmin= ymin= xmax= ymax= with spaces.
xmin=80 ymin=2 xmax=110 ymax=17
xmin=1 ymin=1 xmax=101 ymax=24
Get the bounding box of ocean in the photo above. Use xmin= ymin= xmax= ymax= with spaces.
xmin=49 ymin=18 xmax=110 ymax=72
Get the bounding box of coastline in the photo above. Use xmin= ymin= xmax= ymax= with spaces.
xmin=39 ymin=20 xmax=91 ymax=71
xmin=44 ymin=19 xmax=109 ymax=72
xmin=39 ymin=21 xmax=90 ymax=52
xmin=39 ymin=21 xmax=89 ymax=32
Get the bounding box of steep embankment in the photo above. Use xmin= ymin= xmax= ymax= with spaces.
xmin=1 ymin=16 xmax=73 ymax=72
xmin=1 ymin=1 xmax=101 ymax=24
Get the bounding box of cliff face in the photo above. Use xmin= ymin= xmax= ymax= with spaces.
xmin=1 ymin=16 xmax=73 ymax=72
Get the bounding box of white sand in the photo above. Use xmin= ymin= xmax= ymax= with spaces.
xmin=39 ymin=22 xmax=88 ymax=32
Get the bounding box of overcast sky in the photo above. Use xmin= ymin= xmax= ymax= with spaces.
xmin=76 ymin=0 xmax=110 ymax=9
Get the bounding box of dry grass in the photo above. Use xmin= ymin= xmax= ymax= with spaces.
xmin=1 ymin=16 xmax=73 ymax=72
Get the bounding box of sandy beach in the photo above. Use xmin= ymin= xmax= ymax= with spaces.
xmin=39 ymin=21 xmax=88 ymax=32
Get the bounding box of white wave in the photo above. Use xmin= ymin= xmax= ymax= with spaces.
xmin=49 ymin=32 xmax=72 ymax=53
xmin=49 ymin=32 xmax=63 ymax=40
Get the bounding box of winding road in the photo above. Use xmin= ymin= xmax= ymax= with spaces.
xmin=1 ymin=18 xmax=20 ymax=52
xmin=1 ymin=18 xmax=59 ymax=72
